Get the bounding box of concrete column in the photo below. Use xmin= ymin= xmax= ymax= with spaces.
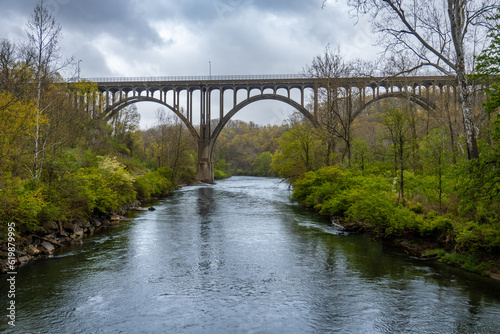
xmin=220 ymin=89 xmax=224 ymax=120
xmin=196 ymin=136 xmax=214 ymax=183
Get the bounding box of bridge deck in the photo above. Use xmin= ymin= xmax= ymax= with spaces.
xmin=84 ymin=74 xmax=456 ymax=89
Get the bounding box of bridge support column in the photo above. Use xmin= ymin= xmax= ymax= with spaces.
xmin=196 ymin=137 xmax=214 ymax=183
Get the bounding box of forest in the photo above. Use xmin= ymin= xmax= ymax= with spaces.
xmin=1 ymin=1 xmax=500 ymax=276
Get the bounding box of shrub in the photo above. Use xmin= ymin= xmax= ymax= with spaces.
xmin=134 ymin=169 xmax=174 ymax=202
xmin=0 ymin=179 xmax=46 ymax=232
xmin=214 ymin=169 xmax=231 ymax=180
xmin=417 ymin=210 xmax=453 ymax=238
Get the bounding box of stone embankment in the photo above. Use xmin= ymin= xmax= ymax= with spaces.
xmin=0 ymin=204 xmax=154 ymax=273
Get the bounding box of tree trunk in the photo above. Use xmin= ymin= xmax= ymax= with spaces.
xmin=448 ymin=0 xmax=479 ymax=160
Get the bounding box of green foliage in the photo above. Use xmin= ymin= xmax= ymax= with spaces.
xmin=213 ymin=159 xmax=231 ymax=179
xmin=438 ymin=251 xmax=491 ymax=276
xmin=252 ymin=151 xmax=274 ymax=176
xmin=134 ymin=168 xmax=174 ymax=202
xmin=271 ymin=122 xmax=326 ymax=180
xmin=346 ymin=192 xmax=415 ymax=235
xmin=455 ymin=220 xmax=500 ymax=257
xmin=214 ymin=169 xmax=231 ymax=180
xmin=417 ymin=210 xmax=452 ymax=237
xmin=0 ymin=178 xmax=46 ymax=232
xmin=458 ymin=149 xmax=500 ymax=223
xmin=351 ymin=139 xmax=372 ymax=172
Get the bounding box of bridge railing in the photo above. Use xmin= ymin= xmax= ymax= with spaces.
xmin=80 ymin=74 xmax=310 ymax=83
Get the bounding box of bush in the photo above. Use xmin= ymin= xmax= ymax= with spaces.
xmin=346 ymin=192 xmax=415 ymax=235
xmin=214 ymin=169 xmax=231 ymax=180
xmin=455 ymin=220 xmax=500 ymax=257
xmin=0 ymin=179 xmax=46 ymax=232
xmin=291 ymin=166 xmax=347 ymax=207
xmin=134 ymin=168 xmax=174 ymax=202
xmin=417 ymin=210 xmax=453 ymax=238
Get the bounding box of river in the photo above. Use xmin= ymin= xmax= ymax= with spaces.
xmin=2 ymin=176 xmax=500 ymax=333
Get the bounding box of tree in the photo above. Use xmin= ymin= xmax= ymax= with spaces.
xmin=420 ymin=128 xmax=452 ymax=211
xmin=252 ymin=151 xmax=273 ymax=176
xmin=381 ymin=106 xmax=419 ymax=201
xmin=25 ymin=0 xmax=72 ymax=181
xmin=328 ymin=0 xmax=499 ymax=160
xmin=144 ymin=108 xmax=196 ymax=182
xmin=0 ymin=92 xmax=38 ymax=177
xmin=475 ymin=7 xmax=500 ymax=137
xmin=110 ymin=105 xmax=140 ymax=141
xmin=271 ymin=114 xmax=326 ymax=180
xmin=304 ymin=45 xmax=356 ymax=165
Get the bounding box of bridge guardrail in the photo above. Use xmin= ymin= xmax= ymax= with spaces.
xmin=79 ymin=74 xmax=310 ymax=83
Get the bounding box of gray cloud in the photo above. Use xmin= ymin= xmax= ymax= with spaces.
xmin=0 ymin=0 xmax=379 ymax=126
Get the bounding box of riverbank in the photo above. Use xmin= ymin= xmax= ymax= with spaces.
xmin=0 ymin=203 xmax=153 ymax=273
xmin=333 ymin=217 xmax=500 ymax=280
xmin=290 ymin=166 xmax=500 ymax=279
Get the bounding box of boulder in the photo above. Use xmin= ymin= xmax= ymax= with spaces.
xmin=63 ymin=221 xmax=75 ymax=232
xmin=110 ymin=215 xmax=121 ymax=225
xmin=40 ymin=241 xmax=55 ymax=253
xmin=73 ymin=225 xmax=84 ymax=236
xmin=25 ymin=244 xmax=40 ymax=256
xmin=18 ymin=256 xmax=30 ymax=263
xmin=70 ymin=226 xmax=84 ymax=239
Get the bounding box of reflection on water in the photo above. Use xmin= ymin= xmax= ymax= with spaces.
xmin=2 ymin=177 xmax=500 ymax=333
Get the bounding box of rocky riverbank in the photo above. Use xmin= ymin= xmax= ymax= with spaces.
xmin=0 ymin=203 xmax=156 ymax=274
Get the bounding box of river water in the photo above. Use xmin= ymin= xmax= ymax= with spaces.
xmin=2 ymin=176 xmax=500 ymax=333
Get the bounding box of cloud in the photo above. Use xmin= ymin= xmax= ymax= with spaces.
xmin=0 ymin=0 xmax=381 ymax=126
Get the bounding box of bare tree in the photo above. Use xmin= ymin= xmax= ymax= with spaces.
xmin=25 ymin=0 xmax=73 ymax=181
xmin=324 ymin=0 xmax=499 ymax=160
xmin=304 ymin=45 xmax=357 ymax=165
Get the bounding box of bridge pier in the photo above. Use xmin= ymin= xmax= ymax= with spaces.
xmin=196 ymin=137 xmax=214 ymax=183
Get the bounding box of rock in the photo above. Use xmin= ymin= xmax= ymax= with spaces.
xmin=63 ymin=221 xmax=75 ymax=232
xmin=82 ymin=220 xmax=91 ymax=228
xmin=148 ymin=207 xmax=156 ymax=211
xmin=15 ymin=250 xmax=26 ymax=256
xmin=70 ymin=226 xmax=84 ymax=239
xmin=58 ymin=230 xmax=69 ymax=237
xmin=131 ymin=207 xmax=148 ymax=211
xmin=18 ymin=256 xmax=30 ymax=263
xmin=92 ymin=219 xmax=102 ymax=227
xmin=73 ymin=226 xmax=84 ymax=236
xmin=25 ymin=244 xmax=40 ymax=256
xmin=41 ymin=241 xmax=55 ymax=253
xmin=101 ymin=219 xmax=111 ymax=226
xmin=110 ymin=215 xmax=121 ymax=224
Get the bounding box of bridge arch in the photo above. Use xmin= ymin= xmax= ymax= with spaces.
xmin=103 ymin=96 xmax=199 ymax=140
xmin=353 ymin=91 xmax=438 ymax=120
xmin=209 ymin=93 xmax=316 ymax=158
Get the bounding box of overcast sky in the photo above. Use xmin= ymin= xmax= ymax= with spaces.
xmin=0 ymin=0 xmax=380 ymax=127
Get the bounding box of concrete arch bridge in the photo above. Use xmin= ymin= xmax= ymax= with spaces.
xmin=85 ymin=74 xmax=458 ymax=182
